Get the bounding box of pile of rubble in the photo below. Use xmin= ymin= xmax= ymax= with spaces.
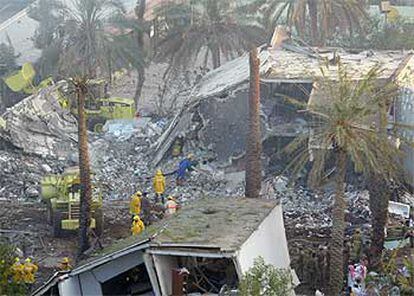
xmin=270 ymin=177 xmax=371 ymax=240
xmin=0 ymin=81 xmax=77 ymax=159
xmin=0 ymin=148 xmax=66 ymax=200
xmin=90 ymin=119 xmax=244 ymax=202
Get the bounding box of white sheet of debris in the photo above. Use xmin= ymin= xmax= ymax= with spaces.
xmin=388 ymin=201 xmax=410 ymax=218
xmin=0 ymin=81 xmax=78 ymax=158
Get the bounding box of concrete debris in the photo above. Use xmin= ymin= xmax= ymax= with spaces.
xmin=0 ymin=149 xmax=65 ymax=200
xmin=90 ymin=131 xmax=244 ymax=201
xmin=0 ymin=81 xmax=78 ymax=158
xmin=102 ymin=118 xmax=158 ymax=141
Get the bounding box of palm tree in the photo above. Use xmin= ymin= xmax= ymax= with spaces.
xmin=154 ymin=0 xmax=265 ymax=70
xmin=285 ymin=63 xmax=402 ymax=294
xmin=133 ymin=0 xmax=147 ymax=104
xmin=253 ymin=0 xmax=369 ymax=45
xmin=61 ymin=0 xmax=126 ymax=77
xmin=245 ymin=47 xmax=262 ymax=199
xmin=72 ymin=77 xmax=93 ymax=254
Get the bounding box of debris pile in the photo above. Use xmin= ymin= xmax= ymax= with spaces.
xmin=0 ymin=149 xmax=65 ymax=200
xmin=0 ymin=81 xmax=77 ymax=159
xmin=90 ymin=125 xmax=244 ymax=201
xmin=272 ymin=177 xmax=372 ymax=240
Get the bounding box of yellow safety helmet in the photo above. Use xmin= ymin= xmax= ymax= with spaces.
xmin=187 ymin=153 xmax=194 ymax=160
xmin=167 ymin=196 xmax=175 ymax=201
xmin=135 ymin=191 xmax=142 ymax=197
xmin=14 ymin=257 xmax=20 ymax=263
xmin=133 ymin=215 xmax=141 ymax=221
xmin=61 ymin=257 xmax=70 ymax=264
xmin=156 ymin=169 xmax=163 ymax=175
xmin=25 ymin=258 xmax=31 ymax=263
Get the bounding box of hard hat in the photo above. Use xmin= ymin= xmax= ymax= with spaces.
xmin=156 ymin=169 xmax=163 ymax=175
xmin=14 ymin=257 xmax=20 ymax=263
xmin=133 ymin=215 xmax=140 ymax=221
xmin=135 ymin=191 xmax=142 ymax=197
xmin=187 ymin=153 xmax=194 ymax=160
xmin=167 ymin=196 xmax=175 ymax=201
xmin=25 ymin=258 xmax=31 ymax=263
xmin=61 ymin=257 xmax=70 ymax=264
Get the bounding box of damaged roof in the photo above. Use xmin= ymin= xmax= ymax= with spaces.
xmin=80 ymin=198 xmax=279 ymax=267
xmin=264 ymin=48 xmax=412 ymax=81
xmin=152 ymin=46 xmax=413 ymax=167
xmin=192 ymin=47 xmax=412 ymax=100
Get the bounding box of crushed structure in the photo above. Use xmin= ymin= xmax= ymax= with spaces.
xmin=152 ymin=45 xmax=414 ymax=187
xmin=33 ymin=197 xmax=296 ymax=296
xmin=0 ymin=81 xmax=78 ymax=159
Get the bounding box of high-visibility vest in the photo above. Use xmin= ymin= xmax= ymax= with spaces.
xmin=165 ymin=200 xmax=177 ymax=215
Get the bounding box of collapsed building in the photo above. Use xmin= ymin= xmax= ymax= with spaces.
xmin=33 ymin=197 xmax=297 ymax=296
xmin=152 ymin=44 xmax=414 ymax=187
xmin=0 ymin=81 xmax=78 ymax=159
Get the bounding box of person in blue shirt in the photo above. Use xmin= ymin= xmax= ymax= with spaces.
xmin=176 ymin=154 xmax=195 ymax=185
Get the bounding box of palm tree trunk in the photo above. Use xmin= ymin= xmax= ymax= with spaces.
xmin=134 ymin=67 xmax=145 ymax=107
xmin=77 ymin=83 xmax=92 ymax=254
xmin=368 ymin=177 xmax=389 ymax=271
xmin=245 ymin=48 xmax=262 ymax=199
xmin=211 ymin=46 xmax=221 ymax=69
xmin=329 ymin=149 xmax=347 ymax=295
xmin=307 ymin=0 xmax=318 ymax=44
xmin=134 ymin=0 xmax=146 ymax=106
xmin=368 ymin=98 xmax=391 ymax=271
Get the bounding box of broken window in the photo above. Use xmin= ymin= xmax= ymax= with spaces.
xmin=101 ymin=263 xmax=152 ymax=296
xmin=177 ymin=257 xmax=238 ymax=294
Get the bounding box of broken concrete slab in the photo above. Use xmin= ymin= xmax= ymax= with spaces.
xmin=0 ymin=81 xmax=78 ymax=158
xmin=152 ymin=46 xmax=413 ymax=169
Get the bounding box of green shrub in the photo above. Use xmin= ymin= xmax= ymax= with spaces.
xmin=0 ymin=244 xmax=28 ymax=296
xmin=239 ymin=257 xmax=293 ymax=296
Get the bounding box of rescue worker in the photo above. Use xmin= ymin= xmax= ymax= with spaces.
xmin=131 ymin=215 xmax=145 ymax=235
xmin=165 ymin=196 xmax=178 ymax=216
xmin=22 ymin=258 xmax=38 ymax=284
xmin=153 ymin=169 xmax=166 ymax=203
xmin=172 ymin=134 xmax=184 ymax=157
xmin=10 ymin=257 xmax=24 ymax=283
xmin=176 ymin=154 xmax=195 ymax=186
xmin=351 ymin=228 xmax=363 ymax=262
xmin=130 ymin=191 xmax=142 ymax=219
xmin=59 ymin=257 xmax=72 ymax=271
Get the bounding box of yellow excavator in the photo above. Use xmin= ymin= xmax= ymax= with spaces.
xmin=41 ymin=167 xmax=103 ymax=237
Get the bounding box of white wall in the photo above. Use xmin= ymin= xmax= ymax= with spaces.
xmin=152 ymin=254 xmax=178 ymax=296
xmin=237 ymin=204 xmax=291 ymax=273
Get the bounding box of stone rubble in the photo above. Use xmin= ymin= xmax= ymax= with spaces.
xmin=0 ymin=148 xmax=66 ymax=200
xmin=90 ymin=119 xmax=244 ymax=202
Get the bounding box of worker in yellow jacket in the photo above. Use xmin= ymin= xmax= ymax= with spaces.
xmin=130 ymin=191 xmax=142 ymax=219
xmin=59 ymin=257 xmax=72 ymax=271
xmin=10 ymin=258 xmax=24 ymax=283
xmin=153 ymin=169 xmax=166 ymax=203
xmin=22 ymin=258 xmax=38 ymax=284
xmin=131 ymin=215 xmax=145 ymax=235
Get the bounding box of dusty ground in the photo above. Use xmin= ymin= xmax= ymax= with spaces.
xmin=0 ymin=200 xmax=132 ymax=291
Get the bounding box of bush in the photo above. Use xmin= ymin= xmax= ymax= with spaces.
xmin=0 ymin=244 xmax=28 ymax=295
xmin=238 ymin=257 xmax=293 ymax=296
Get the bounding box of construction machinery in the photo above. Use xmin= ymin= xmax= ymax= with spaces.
xmin=41 ymin=167 xmax=103 ymax=237
xmin=67 ymin=80 xmax=136 ymax=132
xmin=4 ymin=65 xmax=136 ymax=133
